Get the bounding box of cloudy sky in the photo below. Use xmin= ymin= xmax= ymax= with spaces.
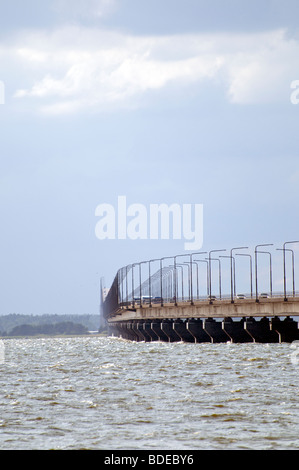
xmin=1 ymin=0 xmax=299 ymax=315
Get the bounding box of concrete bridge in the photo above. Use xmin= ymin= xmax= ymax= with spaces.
xmin=102 ymin=240 xmax=299 ymax=343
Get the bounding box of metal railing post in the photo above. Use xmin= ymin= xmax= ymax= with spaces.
xmin=254 ymin=244 xmax=273 ymax=302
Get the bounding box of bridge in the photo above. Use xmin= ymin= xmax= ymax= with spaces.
xmin=102 ymin=240 xmax=299 ymax=343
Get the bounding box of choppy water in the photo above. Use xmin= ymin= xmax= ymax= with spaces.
xmin=0 ymin=336 xmax=298 ymax=450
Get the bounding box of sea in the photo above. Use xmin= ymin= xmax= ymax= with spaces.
xmin=0 ymin=336 xmax=298 ymax=450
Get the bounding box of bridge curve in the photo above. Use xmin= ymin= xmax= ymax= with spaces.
xmin=102 ymin=240 xmax=299 ymax=343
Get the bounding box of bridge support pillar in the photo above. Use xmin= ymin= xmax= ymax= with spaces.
xmin=108 ymin=315 xmax=299 ymax=343
xmin=125 ymin=322 xmax=139 ymax=341
xmin=130 ymin=321 xmax=143 ymax=341
xmin=119 ymin=322 xmax=132 ymax=340
xmin=151 ymin=320 xmax=169 ymax=342
xmin=144 ymin=321 xmax=159 ymax=341
xmin=222 ymin=317 xmax=253 ymax=343
xmin=270 ymin=317 xmax=299 ymax=343
xmin=161 ymin=320 xmax=181 ymax=342
xmin=136 ymin=321 xmax=151 ymax=342
xmin=118 ymin=322 xmax=128 ymax=340
xmin=186 ymin=319 xmax=211 ymax=343
xmin=244 ymin=317 xmax=279 ymax=343
xmin=203 ymin=318 xmax=231 ymax=343
xmin=173 ymin=320 xmax=195 ymax=342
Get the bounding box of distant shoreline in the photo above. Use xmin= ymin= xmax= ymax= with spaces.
xmin=0 ymin=314 xmax=103 ymax=337
xmin=0 ymin=332 xmax=108 ymax=340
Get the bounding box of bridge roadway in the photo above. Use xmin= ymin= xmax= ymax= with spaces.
xmin=107 ymin=296 xmax=299 ymax=343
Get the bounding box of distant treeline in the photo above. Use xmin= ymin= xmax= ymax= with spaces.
xmin=6 ymin=321 xmax=89 ymax=337
xmin=0 ymin=314 xmax=101 ymax=337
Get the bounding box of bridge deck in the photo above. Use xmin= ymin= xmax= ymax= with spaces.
xmin=109 ymin=296 xmax=299 ymax=323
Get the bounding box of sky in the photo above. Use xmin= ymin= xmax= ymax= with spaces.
xmin=0 ymin=0 xmax=299 ymax=316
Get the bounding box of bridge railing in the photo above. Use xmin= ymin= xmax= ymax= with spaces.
xmin=102 ymin=241 xmax=299 ymax=319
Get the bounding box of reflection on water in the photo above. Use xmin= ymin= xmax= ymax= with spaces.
xmin=0 ymin=336 xmax=298 ymax=449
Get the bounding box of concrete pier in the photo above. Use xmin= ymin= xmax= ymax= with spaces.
xmin=222 ymin=317 xmax=253 ymax=343
xmin=173 ymin=320 xmax=194 ymax=342
xmin=144 ymin=321 xmax=159 ymax=341
xmin=131 ymin=322 xmax=143 ymax=341
xmin=270 ymin=317 xmax=299 ymax=343
xmin=139 ymin=321 xmax=152 ymax=341
xmin=186 ymin=319 xmax=210 ymax=343
xmin=151 ymin=320 xmax=169 ymax=342
xmin=108 ymin=316 xmax=299 ymax=343
xmin=203 ymin=318 xmax=231 ymax=343
xmin=124 ymin=322 xmax=136 ymax=341
xmin=161 ymin=320 xmax=181 ymax=342
xmin=244 ymin=317 xmax=280 ymax=343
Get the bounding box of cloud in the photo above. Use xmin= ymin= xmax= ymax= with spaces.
xmin=226 ymin=30 xmax=299 ymax=104
xmin=52 ymin=0 xmax=117 ymax=20
xmin=9 ymin=26 xmax=299 ymax=114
